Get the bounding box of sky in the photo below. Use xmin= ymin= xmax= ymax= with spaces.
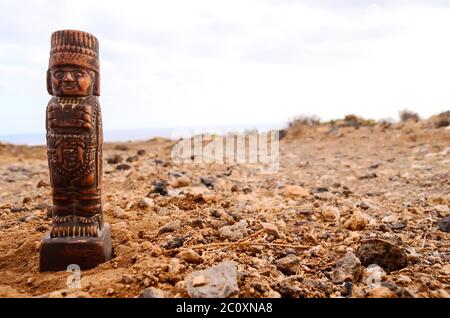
xmin=1 ymin=0 xmax=450 ymax=136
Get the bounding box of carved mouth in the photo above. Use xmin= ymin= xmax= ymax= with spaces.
xmin=62 ymin=84 xmax=77 ymax=90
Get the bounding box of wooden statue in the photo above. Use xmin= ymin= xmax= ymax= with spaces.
xmin=40 ymin=30 xmax=112 ymax=272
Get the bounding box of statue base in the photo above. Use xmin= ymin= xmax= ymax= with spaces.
xmin=39 ymin=224 xmax=112 ymax=272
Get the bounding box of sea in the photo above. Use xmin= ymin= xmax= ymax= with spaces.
xmin=0 ymin=123 xmax=286 ymax=146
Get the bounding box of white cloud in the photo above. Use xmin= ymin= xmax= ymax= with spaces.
xmin=1 ymin=0 xmax=450 ymax=136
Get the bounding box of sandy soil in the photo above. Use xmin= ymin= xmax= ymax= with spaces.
xmin=0 ymin=115 xmax=449 ymax=298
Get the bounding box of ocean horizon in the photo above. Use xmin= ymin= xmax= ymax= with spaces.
xmin=0 ymin=123 xmax=286 ymax=146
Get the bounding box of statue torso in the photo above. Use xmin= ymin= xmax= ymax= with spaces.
xmin=46 ymin=96 xmax=101 ymax=181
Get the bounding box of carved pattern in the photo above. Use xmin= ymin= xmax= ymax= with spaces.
xmin=47 ymin=134 xmax=96 ymax=181
xmin=51 ymin=215 xmax=103 ymax=238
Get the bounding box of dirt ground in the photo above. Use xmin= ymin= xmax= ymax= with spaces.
xmin=0 ymin=114 xmax=449 ymax=298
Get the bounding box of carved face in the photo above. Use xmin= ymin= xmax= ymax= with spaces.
xmin=50 ymin=65 xmax=94 ymax=97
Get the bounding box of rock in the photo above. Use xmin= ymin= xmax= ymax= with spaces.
xmin=22 ymin=197 xmax=32 ymax=204
xmin=171 ymin=176 xmax=191 ymax=188
xmin=138 ymin=197 xmax=154 ymax=209
xmin=114 ymin=145 xmax=129 ymax=151
xmin=441 ymin=264 xmax=450 ymax=275
xmin=345 ymin=212 xmax=367 ymax=230
xmin=177 ymin=249 xmax=203 ymax=264
xmin=126 ymin=155 xmax=139 ymax=163
xmin=185 ymin=261 xmax=239 ymax=298
xmin=381 ymin=215 xmax=398 ymax=224
xmin=321 ymin=206 xmax=340 ymax=222
xmin=113 ymin=207 xmax=131 ymax=219
xmin=284 ymin=185 xmax=309 ymax=198
xmin=275 ymin=255 xmax=301 ymax=275
xmin=356 ymin=239 xmax=408 ymax=272
xmin=163 ymin=236 xmax=187 ymax=249
xmin=330 ymin=253 xmax=362 ymax=284
xmin=437 ymin=216 xmax=450 ymax=232
xmin=116 ymin=164 xmax=131 ymax=171
xmin=35 ymin=203 xmax=49 ymax=210
xmin=137 ymin=287 xmax=166 ymax=298
xmin=37 ymin=180 xmax=49 ymax=188
xmin=158 ymin=220 xmax=181 ymax=234
xmin=22 ymin=214 xmax=39 ymax=222
xmin=396 ymin=275 xmax=412 ymax=286
xmin=274 ymin=281 xmax=304 ymax=298
xmin=219 ymin=220 xmax=248 ymax=241
xmin=38 ymin=290 xmax=92 ymax=298
xmin=200 ymin=177 xmax=215 ymax=189
xmin=260 ymin=222 xmax=281 ymax=238
xmin=151 ymin=180 xmax=168 ymax=196
xmin=341 ymin=282 xmax=353 ymax=297
xmin=137 ymin=149 xmax=146 ymax=156
xmin=106 ymin=288 xmax=115 ymax=295
xmin=107 ymin=154 xmax=123 ymax=164
xmin=367 ymin=286 xmax=396 ymax=298
xmin=362 ymin=264 xmax=386 ymax=286
xmin=267 ymin=290 xmax=282 ymax=298
xmin=10 ymin=206 xmax=26 ymax=213
xmin=122 ymin=275 xmax=133 ymax=284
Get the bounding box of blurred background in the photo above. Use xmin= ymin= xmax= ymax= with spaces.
xmin=1 ymin=0 xmax=450 ymax=144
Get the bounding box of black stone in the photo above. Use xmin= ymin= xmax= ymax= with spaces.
xmin=437 ymin=216 xmax=450 ymax=233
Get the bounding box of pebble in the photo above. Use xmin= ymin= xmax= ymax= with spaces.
xmin=10 ymin=207 xmax=26 ymax=213
xmin=396 ymin=275 xmax=412 ymax=286
xmin=219 ymin=220 xmax=249 ymax=241
xmin=171 ymin=176 xmax=191 ymax=188
xmin=356 ymin=238 xmax=408 ymax=272
xmin=158 ymin=220 xmax=181 ymax=234
xmin=126 ymin=155 xmax=139 ymax=163
xmin=122 ymin=275 xmax=134 ymax=284
xmin=177 ymin=249 xmax=203 ymax=264
xmin=113 ymin=207 xmax=131 ymax=219
xmin=35 ymin=203 xmax=49 ymax=210
xmin=107 ymin=154 xmax=123 ymax=164
xmin=115 ymin=145 xmax=129 ymax=151
xmin=267 ymin=290 xmax=282 ymax=298
xmin=330 ymin=253 xmax=362 ymax=284
xmin=321 ymin=206 xmax=340 ymax=222
xmin=362 ymin=264 xmax=386 ymax=286
xmin=138 ymin=197 xmax=154 ymax=209
xmin=38 ymin=290 xmax=92 ymax=298
xmin=200 ymin=177 xmax=215 ymax=189
xmin=260 ymin=222 xmax=281 ymax=238
xmin=381 ymin=215 xmax=398 ymax=224
xmin=137 ymin=287 xmax=166 ymax=298
xmin=22 ymin=197 xmax=32 ymax=204
xmin=284 ymin=185 xmax=309 ymax=198
xmin=163 ymin=236 xmax=187 ymax=249
xmin=151 ymin=180 xmax=168 ymax=196
xmin=37 ymin=180 xmax=49 ymax=188
xmin=437 ymin=216 xmax=450 ymax=232
xmin=22 ymin=214 xmax=39 ymax=222
xmin=116 ymin=164 xmax=132 ymax=171
xmin=345 ymin=212 xmax=368 ymax=230
xmin=185 ymin=261 xmax=239 ymax=298
xmin=367 ymin=286 xmax=396 ymax=298
xmin=441 ymin=264 xmax=450 ymax=275
xmin=275 ymin=255 xmax=301 ymax=275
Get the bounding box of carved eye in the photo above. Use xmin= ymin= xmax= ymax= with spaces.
xmin=75 ymin=71 xmax=85 ymax=78
xmin=54 ymin=71 xmax=64 ymax=79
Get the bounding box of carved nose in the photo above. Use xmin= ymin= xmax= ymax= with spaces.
xmin=63 ymin=72 xmax=75 ymax=82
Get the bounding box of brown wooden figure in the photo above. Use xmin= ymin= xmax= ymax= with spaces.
xmin=40 ymin=30 xmax=112 ymax=272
